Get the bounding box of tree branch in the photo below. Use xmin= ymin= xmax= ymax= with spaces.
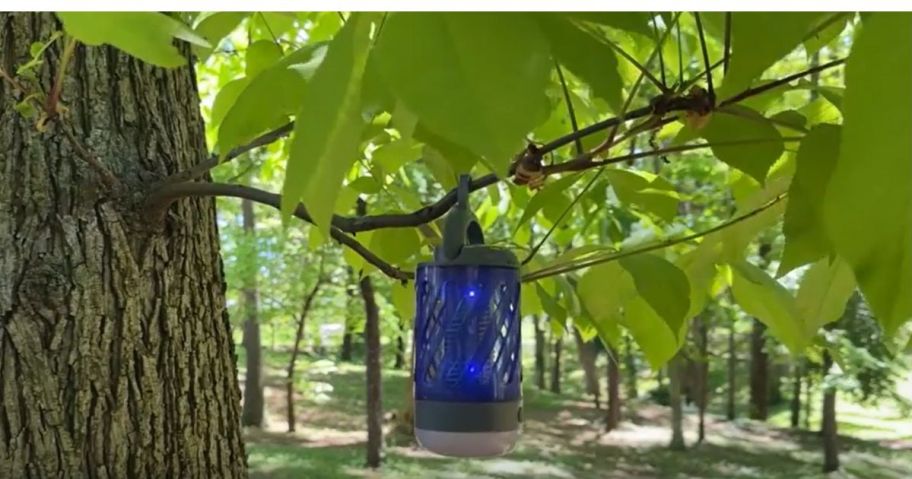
xmin=693 ymin=12 xmax=715 ymax=104
xmin=144 ymin=182 xmax=413 ymax=281
xmin=164 ymin=121 xmax=294 ymax=183
xmin=522 ymin=192 xmax=787 ymax=282
xmin=719 ymin=57 xmax=845 ymax=107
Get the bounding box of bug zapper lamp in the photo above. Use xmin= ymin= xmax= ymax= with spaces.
xmin=413 ymin=175 xmax=522 ymax=457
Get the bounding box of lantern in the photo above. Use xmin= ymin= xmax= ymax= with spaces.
xmin=413 ymin=175 xmax=522 ymax=457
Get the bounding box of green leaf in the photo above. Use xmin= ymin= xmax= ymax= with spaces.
xmin=623 ymin=297 xmax=678 ymax=369
xmin=391 ymin=281 xmax=416 ymax=324
xmin=521 ymin=281 xmax=544 ymax=316
xmin=779 ymin=124 xmax=841 ymax=276
xmin=717 ymin=13 xmax=826 ymax=99
xmin=375 ymin=13 xmax=551 ymax=175
xmin=823 ymin=13 xmax=912 ymax=334
xmin=702 ymin=106 xmax=785 ymax=182
xmin=413 ymin=124 xmax=481 ymax=175
xmin=730 ymin=260 xmax=807 ymax=353
xmin=58 ymin=12 xmax=209 ymax=68
xmin=342 ymin=231 xmax=375 ymax=274
xmin=372 ymin=138 xmax=422 ymax=173
xmin=209 ymin=78 xmax=249 ymax=128
xmin=561 ymin=12 xmax=654 ymax=37
xmin=577 ymin=262 xmax=635 ymax=323
xmin=535 ymin=14 xmax=623 ymax=111
xmin=804 ymin=14 xmax=849 ymax=57
xmin=678 ymin=241 xmax=724 ymax=319
xmin=516 ymin=174 xmax=582 ymax=229
xmin=603 ymin=169 xmax=680 ymax=222
xmin=369 ymin=227 xmax=421 ymax=265
xmin=246 ymin=40 xmax=283 ymax=78
xmin=281 ymin=14 xmax=374 ymax=233
xmin=795 ymin=257 xmax=857 ymax=337
xmin=194 ymin=12 xmax=247 ymax=59
xmin=619 ymin=254 xmax=691 ymax=341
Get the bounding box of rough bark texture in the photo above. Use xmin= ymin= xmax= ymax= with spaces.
xmin=286 ymin=280 xmax=322 ymax=433
xmin=394 ymin=321 xmax=405 ymax=370
xmin=821 ymin=351 xmax=839 ymax=472
xmin=668 ymin=354 xmax=686 ymax=451
xmin=550 ymin=333 xmax=563 ymax=395
xmin=606 ymin=346 xmax=621 ymax=432
xmin=790 ymin=362 xmax=803 ymax=428
xmin=749 ymin=319 xmax=769 ymax=420
xmin=359 ymin=275 xmax=382 ymax=468
xmin=240 ymin=198 xmax=263 ymax=428
xmin=574 ymin=330 xmax=600 ymax=409
xmin=694 ymin=316 xmax=708 ymax=443
xmin=0 ymin=13 xmax=245 ymax=478
xmin=726 ymin=318 xmax=737 ymax=421
xmin=533 ymin=315 xmax=547 ymax=390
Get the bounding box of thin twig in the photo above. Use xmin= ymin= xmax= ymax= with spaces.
xmin=523 ymin=192 xmax=787 ymax=282
xmin=652 ymin=14 xmax=667 ymax=88
xmin=717 ymin=106 xmax=809 ymax=134
xmin=555 ymin=62 xmax=583 ymax=156
xmin=603 ymin=36 xmax=671 ymax=95
xmin=693 ymin=12 xmax=715 ymax=104
xmin=719 ymin=57 xmax=845 ymax=107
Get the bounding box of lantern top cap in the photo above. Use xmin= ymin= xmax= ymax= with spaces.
xmin=429 ymin=175 xmax=519 ymax=269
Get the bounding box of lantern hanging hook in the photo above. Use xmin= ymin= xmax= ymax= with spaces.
xmin=440 ymin=175 xmax=484 ymax=262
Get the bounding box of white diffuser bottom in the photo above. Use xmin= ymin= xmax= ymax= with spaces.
xmin=415 ymin=428 xmax=519 ymax=457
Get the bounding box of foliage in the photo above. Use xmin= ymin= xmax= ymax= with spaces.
xmin=53 ymin=11 xmax=912 ymax=368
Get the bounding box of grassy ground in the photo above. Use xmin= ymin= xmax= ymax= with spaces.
xmin=241 ymin=357 xmax=912 ymax=479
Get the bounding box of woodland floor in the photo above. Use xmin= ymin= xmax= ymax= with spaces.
xmin=239 ymin=356 xmax=912 ymax=479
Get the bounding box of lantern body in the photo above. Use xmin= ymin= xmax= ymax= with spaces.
xmin=414 ymin=263 xmax=522 ymax=457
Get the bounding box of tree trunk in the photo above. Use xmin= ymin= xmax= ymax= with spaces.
xmin=727 ymin=317 xmax=737 ymax=421
xmin=550 ymin=332 xmax=563 ymax=394
xmin=286 ymin=280 xmax=323 ymax=433
xmin=624 ymin=334 xmax=638 ymax=399
xmin=668 ymin=353 xmax=686 ymax=451
xmin=574 ymin=330 xmax=600 ymax=409
xmin=606 ymin=346 xmax=621 ymax=431
xmin=359 ymin=275 xmax=383 ymax=468
xmin=790 ymin=362 xmax=803 ymax=428
xmin=0 ymin=12 xmax=245 ymax=477
xmin=241 ymin=198 xmax=264 ymax=427
xmin=339 ymin=268 xmax=355 ymax=361
xmin=533 ymin=315 xmax=547 ymax=390
xmin=394 ymin=320 xmax=405 ymax=370
xmin=749 ymin=319 xmax=769 ymax=420
xmin=804 ymin=373 xmax=813 ymax=430
xmin=821 ymin=351 xmax=839 ymax=472
xmin=695 ymin=316 xmax=708 ymax=443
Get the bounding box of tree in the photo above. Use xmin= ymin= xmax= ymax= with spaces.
xmin=241 ymin=198 xmax=265 ymax=427
xmin=286 ymin=274 xmax=324 ymax=432
xmin=668 ymin=353 xmax=686 ymax=451
xmin=550 ymin=331 xmax=564 ymax=394
xmin=0 ymin=12 xmax=245 ymax=476
xmin=360 ymin=273 xmax=383 ymax=468
xmin=606 ymin=346 xmax=622 ymax=431
xmin=574 ymin=330 xmax=601 ymax=408
xmin=821 ymin=350 xmax=839 ymax=472
xmin=727 ymin=314 xmax=738 ymax=421
xmin=533 ymin=315 xmax=548 ymax=390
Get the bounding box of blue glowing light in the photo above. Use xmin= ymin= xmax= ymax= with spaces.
xmin=466 ymin=288 xmax=477 ymax=298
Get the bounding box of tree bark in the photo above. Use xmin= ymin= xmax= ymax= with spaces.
xmin=606 ymin=346 xmax=621 ymax=431
xmin=550 ymin=332 xmax=563 ymax=394
xmin=339 ymin=268 xmax=355 ymax=361
xmin=790 ymin=362 xmax=803 ymax=428
xmin=533 ymin=315 xmax=547 ymax=390
xmin=726 ymin=317 xmax=737 ymax=421
xmin=821 ymin=351 xmax=839 ymax=472
xmin=286 ymin=280 xmax=323 ymax=433
xmin=241 ymin=198 xmax=264 ymax=428
xmin=574 ymin=330 xmax=600 ymax=409
xmin=624 ymin=334 xmax=638 ymax=399
xmin=804 ymin=373 xmax=813 ymax=430
xmin=749 ymin=319 xmax=769 ymax=420
xmin=359 ymin=275 xmax=383 ymax=468
xmin=668 ymin=353 xmax=686 ymax=451
xmin=0 ymin=12 xmax=245 ymax=477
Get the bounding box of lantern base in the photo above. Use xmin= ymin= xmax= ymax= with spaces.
xmin=415 ymin=428 xmax=520 ymax=457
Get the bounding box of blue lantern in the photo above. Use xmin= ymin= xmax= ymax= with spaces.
xmin=414 ymin=175 xmax=522 ymax=457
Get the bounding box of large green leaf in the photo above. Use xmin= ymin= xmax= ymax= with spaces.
xmin=193 ymin=12 xmax=248 ymax=60
xmin=561 ymin=12 xmax=654 ymax=37
xmin=209 ymin=78 xmax=249 ymax=128
xmin=603 ymin=169 xmax=680 ymax=222
xmin=281 ymin=14 xmax=374 ymax=233
xmin=779 ymin=124 xmax=841 ymax=276
xmin=623 ymin=297 xmax=679 ymax=369
xmin=535 ymin=14 xmax=623 ymax=112
xmin=516 ymin=174 xmax=582 ymax=229
xmin=369 ymin=227 xmax=420 ymax=265
xmin=58 ymin=12 xmax=209 ymax=68
xmin=795 ymin=257 xmax=857 ymax=337
xmin=391 ymin=281 xmax=416 ymax=324
xmin=730 ymin=260 xmax=806 ymax=353
xmin=718 ymin=13 xmax=826 ymax=99
xmin=374 ymin=13 xmax=551 ymax=175
xmin=678 ymin=241 xmax=724 ymax=319
xmin=619 ymin=254 xmax=691 ymax=340
xmin=577 ymin=262 xmax=635 ymax=322
xmin=371 ymin=138 xmax=422 ymax=174
xmin=823 ymin=14 xmax=912 ymax=334
xmin=246 ymin=40 xmax=283 ymax=78
xmin=702 ymin=106 xmax=785 ymax=182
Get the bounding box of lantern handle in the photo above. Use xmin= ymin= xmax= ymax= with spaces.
xmin=441 ymin=175 xmax=484 ymax=261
